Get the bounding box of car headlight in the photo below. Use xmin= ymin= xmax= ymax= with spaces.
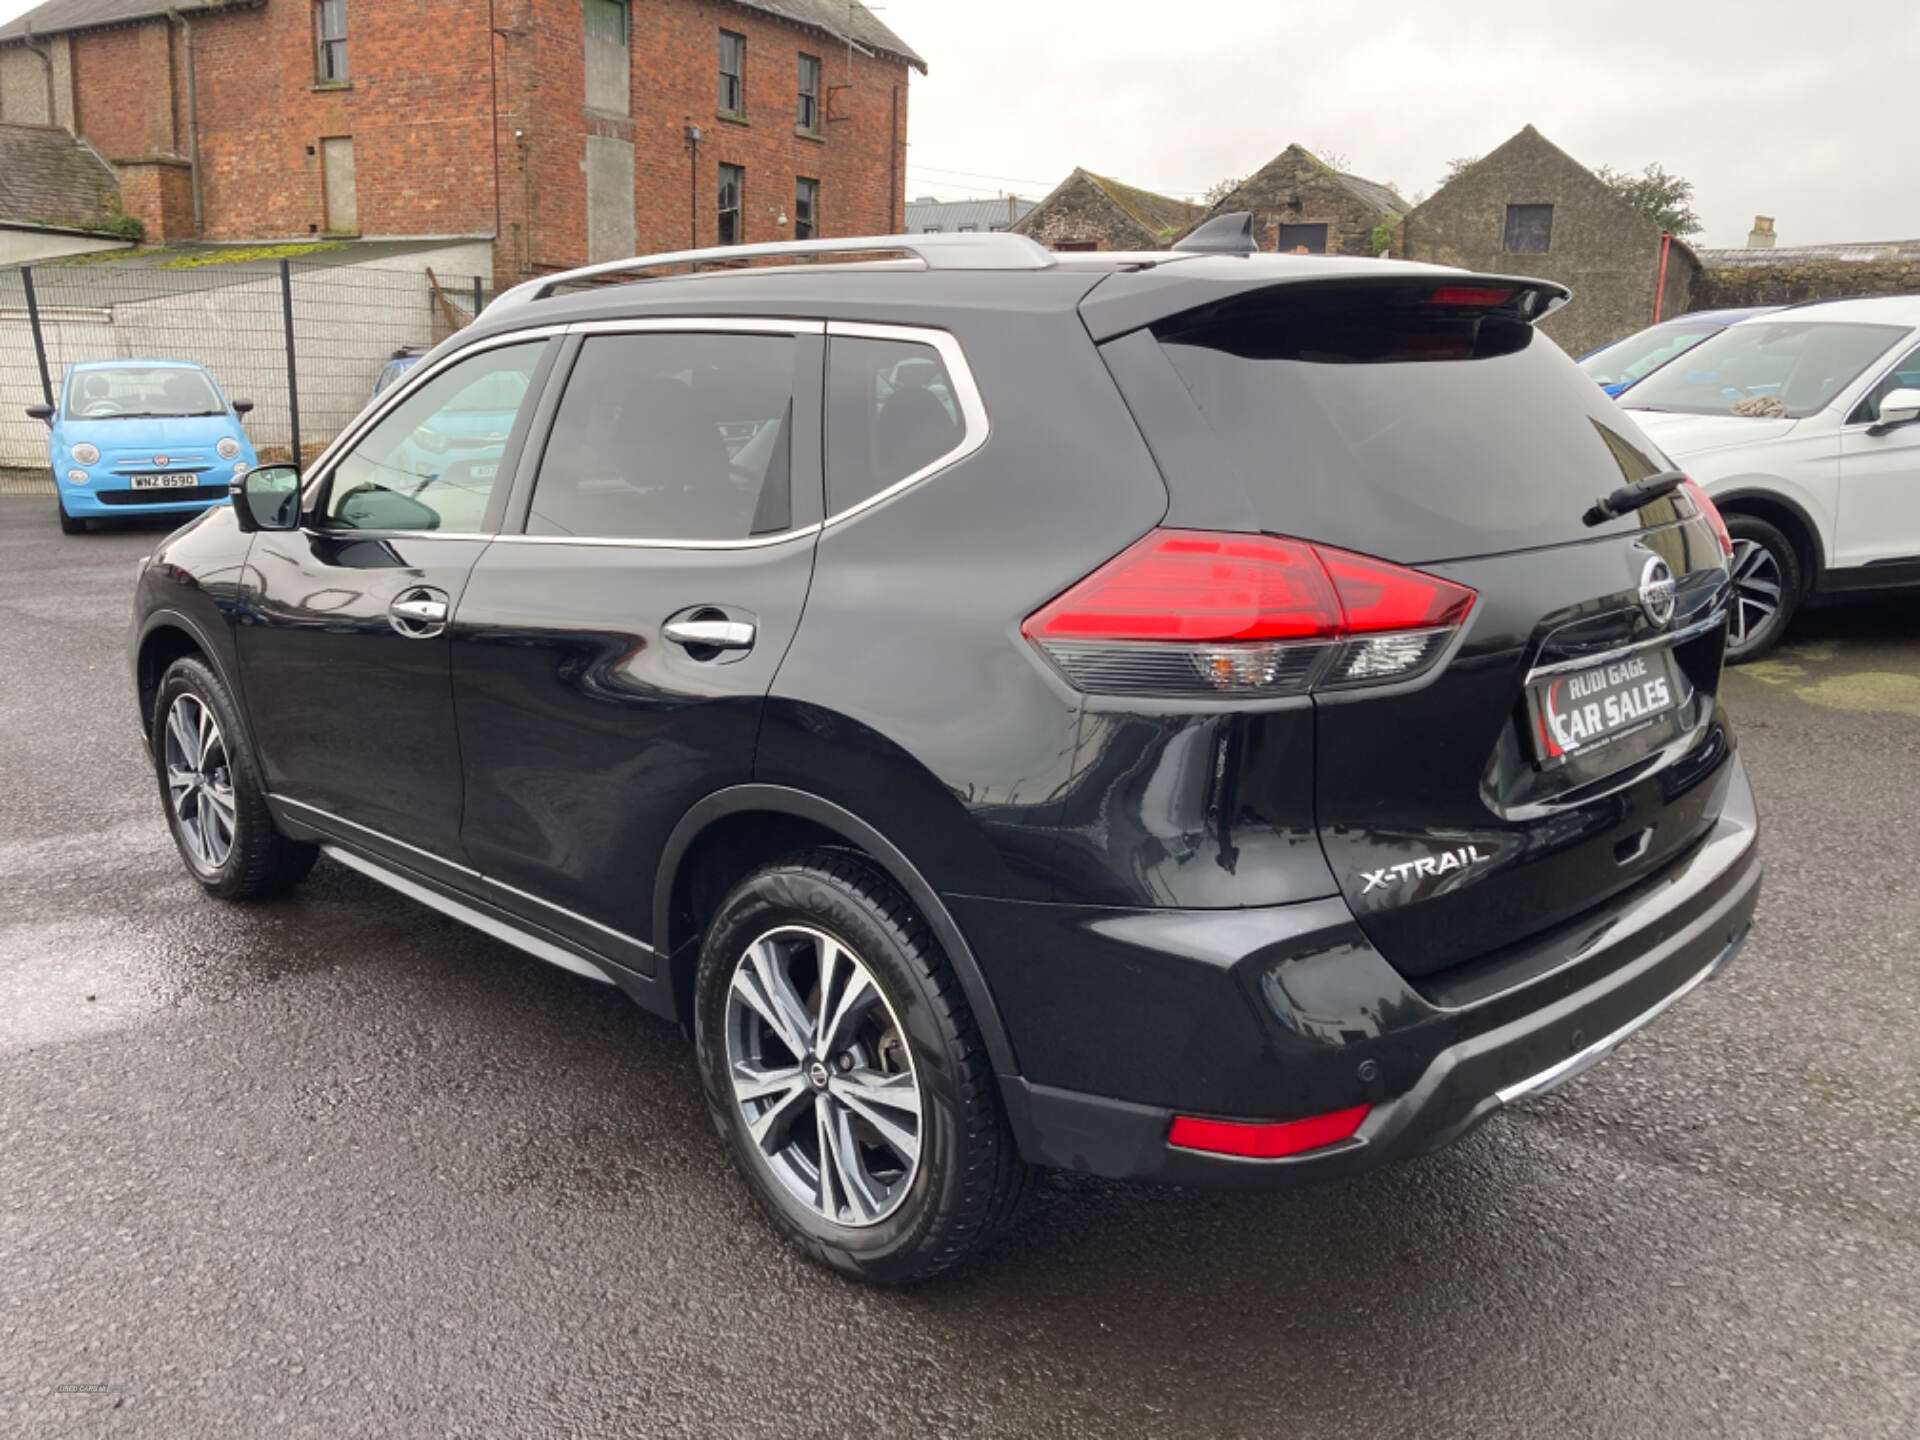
xmin=217 ymin=437 xmax=241 ymax=460
xmin=71 ymin=442 xmax=99 ymax=465
xmin=66 ymin=469 xmax=89 ymax=485
xmin=231 ymin=461 xmax=249 ymax=478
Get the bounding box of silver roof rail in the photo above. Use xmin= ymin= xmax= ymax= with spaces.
xmin=490 ymin=232 xmax=1056 ymax=312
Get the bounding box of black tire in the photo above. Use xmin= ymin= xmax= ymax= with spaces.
xmin=1724 ymin=513 xmax=1802 ymax=664
xmin=694 ymin=849 xmax=1031 ymax=1285
xmin=56 ymin=492 xmax=86 ymax=535
xmin=152 ymin=656 xmax=318 ymax=900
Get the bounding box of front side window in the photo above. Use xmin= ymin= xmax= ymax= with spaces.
xmin=719 ymin=30 xmax=744 ymax=114
xmin=1623 ymin=321 xmax=1908 ymax=420
xmin=314 ymin=0 xmax=348 ymax=82
xmin=718 ymin=162 xmax=743 ymax=245
xmin=529 ymin=332 xmax=798 ymax=541
xmin=1504 ymin=203 xmax=1553 ymax=253
xmin=325 ymin=342 xmax=546 ymax=533
xmin=797 ymin=53 xmax=820 ymax=130
xmin=65 ymin=366 xmax=223 ymax=420
xmin=1849 ymin=341 xmax=1920 ymax=424
xmin=794 ymin=177 xmax=818 ymax=241
xmin=584 ymin=0 xmax=630 ymax=115
xmin=826 ymin=337 xmax=965 ymax=514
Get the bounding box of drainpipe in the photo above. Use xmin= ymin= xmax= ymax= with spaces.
xmin=168 ymin=11 xmax=204 ymax=235
xmin=1653 ymin=232 xmax=1672 ymax=324
xmin=21 ymin=24 xmax=57 ymax=127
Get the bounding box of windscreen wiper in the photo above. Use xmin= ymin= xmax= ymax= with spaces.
xmin=1584 ymin=469 xmax=1686 ymax=526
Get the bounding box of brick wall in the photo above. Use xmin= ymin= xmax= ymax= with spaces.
xmin=43 ymin=0 xmax=909 ymax=290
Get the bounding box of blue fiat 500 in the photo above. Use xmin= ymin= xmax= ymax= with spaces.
xmin=28 ymin=360 xmax=257 ymax=534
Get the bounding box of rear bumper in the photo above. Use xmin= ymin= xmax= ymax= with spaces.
xmin=972 ymin=755 xmax=1761 ymax=1187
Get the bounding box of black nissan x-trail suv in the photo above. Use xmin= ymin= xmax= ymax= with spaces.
xmin=130 ymin=226 xmax=1761 ymax=1283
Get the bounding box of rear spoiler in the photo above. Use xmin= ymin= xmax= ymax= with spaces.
xmin=1079 ymin=260 xmax=1572 ymax=343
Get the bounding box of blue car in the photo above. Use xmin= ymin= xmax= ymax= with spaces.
xmin=27 ymin=359 xmax=257 ymax=535
xmin=1578 ymin=307 xmax=1782 ymax=397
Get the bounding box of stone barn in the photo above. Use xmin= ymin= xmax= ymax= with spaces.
xmin=1402 ymin=125 xmax=1700 ymax=358
xmin=1011 ymin=169 xmax=1199 ymax=252
xmin=1184 ymin=144 xmax=1406 ymax=256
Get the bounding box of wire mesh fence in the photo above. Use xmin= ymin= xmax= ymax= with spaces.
xmin=1 ymin=255 xmax=490 ymax=485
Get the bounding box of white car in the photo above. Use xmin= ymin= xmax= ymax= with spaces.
xmin=1622 ymin=296 xmax=1920 ymax=660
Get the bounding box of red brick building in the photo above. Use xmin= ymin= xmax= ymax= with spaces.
xmin=0 ymin=0 xmax=923 ymax=287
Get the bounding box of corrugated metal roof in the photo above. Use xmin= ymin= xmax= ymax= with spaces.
xmin=1696 ymin=239 xmax=1920 ymax=268
xmin=905 ymin=196 xmax=1033 ymax=233
xmin=0 ymin=0 xmax=252 ymax=42
xmin=0 ymin=123 xmax=121 ymax=234
xmin=728 ymin=0 xmax=925 ymax=72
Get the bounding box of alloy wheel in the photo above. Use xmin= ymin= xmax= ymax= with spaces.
xmin=723 ymin=925 xmax=923 ymax=1227
xmin=163 ymin=693 xmax=236 ymax=871
xmin=1728 ymin=537 xmax=1784 ymax=652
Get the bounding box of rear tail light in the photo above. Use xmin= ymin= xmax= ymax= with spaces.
xmin=1168 ymin=1104 xmax=1371 ymax=1159
xmin=1681 ymin=478 xmax=1734 ymax=561
xmin=1022 ymin=529 xmax=1475 ymax=697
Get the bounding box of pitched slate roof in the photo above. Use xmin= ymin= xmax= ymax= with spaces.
xmin=1082 ymin=171 xmax=1200 ymax=239
xmin=0 ymin=0 xmax=255 ymax=42
xmin=728 ymin=0 xmax=925 ymax=73
xmin=1695 ymin=239 xmax=1920 ymax=267
xmin=1333 ymin=170 xmax=1408 ymax=217
xmin=0 ymin=123 xmax=122 ymax=234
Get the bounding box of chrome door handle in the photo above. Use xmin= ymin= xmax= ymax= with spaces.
xmin=662 ymin=618 xmax=755 ymax=650
xmin=388 ymin=588 xmax=449 ymax=638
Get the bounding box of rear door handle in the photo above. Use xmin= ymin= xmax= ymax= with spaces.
xmin=388 ymin=587 xmax=450 ymax=638
xmin=662 ymin=618 xmax=756 ymax=651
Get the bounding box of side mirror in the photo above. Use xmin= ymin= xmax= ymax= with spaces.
xmin=1870 ymin=387 xmax=1920 ymax=435
xmin=26 ymin=403 xmax=53 ymax=424
xmin=231 ymin=398 xmax=255 ymax=417
xmin=232 ymin=464 xmax=301 ymax=534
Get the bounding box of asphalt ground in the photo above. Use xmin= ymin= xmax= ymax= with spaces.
xmin=2 ymin=497 xmax=1917 ymax=1438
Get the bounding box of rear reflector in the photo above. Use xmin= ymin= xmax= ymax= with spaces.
xmin=1681 ymin=478 xmax=1735 ymax=561
xmin=1168 ymin=1105 xmax=1371 ymax=1159
xmin=1023 ymin=529 xmax=1476 ymax=697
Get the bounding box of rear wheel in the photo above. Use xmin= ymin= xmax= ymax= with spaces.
xmin=56 ymin=492 xmax=86 ymax=535
xmin=694 ymin=850 xmax=1030 ymax=1285
xmin=153 ymin=656 xmax=317 ymax=899
xmin=1723 ymin=514 xmax=1801 ymax=663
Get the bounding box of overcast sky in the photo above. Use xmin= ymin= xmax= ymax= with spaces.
xmin=5 ymin=0 xmax=1913 ymax=249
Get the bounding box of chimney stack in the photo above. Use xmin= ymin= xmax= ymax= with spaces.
xmin=1747 ymin=216 xmax=1777 ymax=250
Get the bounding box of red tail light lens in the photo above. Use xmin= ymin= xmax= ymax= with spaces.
xmin=1681 ymin=478 xmax=1734 ymax=561
xmin=1023 ymin=529 xmax=1475 ymax=697
xmin=1429 ymin=285 xmax=1516 ymax=308
xmin=1168 ymin=1104 xmax=1371 ymax=1159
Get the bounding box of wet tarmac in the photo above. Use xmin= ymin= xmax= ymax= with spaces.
xmin=2 ymin=499 xmax=1917 ymax=1437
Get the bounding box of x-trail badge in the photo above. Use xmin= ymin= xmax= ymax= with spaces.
xmin=1638 ymin=554 xmax=1676 ymax=627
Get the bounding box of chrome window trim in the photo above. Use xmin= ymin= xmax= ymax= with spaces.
xmin=315 ymin=317 xmax=991 ymax=549
xmin=821 ymin=320 xmax=989 ymax=528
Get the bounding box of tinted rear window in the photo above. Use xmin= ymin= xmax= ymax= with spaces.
xmin=1151 ymin=290 xmax=1660 ymax=563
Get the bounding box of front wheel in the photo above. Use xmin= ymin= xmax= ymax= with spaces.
xmin=56 ymin=492 xmax=86 ymax=535
xmin=694 ymin=851 xmax=1031 ymax=1285
xmin=1724 ymin=514 xmax=1801 ymax=663
xmin=153 ymin=656 xmax=317 ymax=899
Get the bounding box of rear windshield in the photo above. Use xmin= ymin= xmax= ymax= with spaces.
xmin=1152 ymin=291 xmax=1661 ymax=563
xmin=1621 ymin=320 xmax=1906 ymax=419
xmin=65 ymin=367 xmax=224 ymax=420
xmin=1578 ymin=324 xmax=1718 ymax=387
